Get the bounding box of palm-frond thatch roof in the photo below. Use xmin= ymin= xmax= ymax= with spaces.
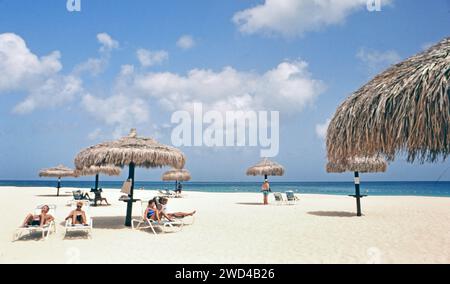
xmin=162 ymin=169 xmax=191 ymax=182
xmin=326 ymin=156 xmax=388 ymax=173
xmin=74 ymin=129 xmax=186 ymax=170
xmin=39 ymin=165 xmax=78 ymax=178
xmin=327 ymin=37 xmax=450 ymax=164
xmin=246 ymin=158 xmax=285 ymax=176
xmin=74 ymin=165 xmax=121 ymax=177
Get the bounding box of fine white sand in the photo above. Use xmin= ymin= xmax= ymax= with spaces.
xmin=0 ymin=186 xmax=449 ymax=264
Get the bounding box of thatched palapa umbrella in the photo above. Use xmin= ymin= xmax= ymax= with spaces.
xmin=74 ymin=129 xmax=186 ymax=226
xmin=39 ymin=165 xmax=78 ymax=196
xmin=327 ymin=37 xmax=450 ymax=164
xmin=246 ymin=158 xmax=285 ymax=181
xmin=74 ymin=165 xmax=121 ymax=192
xmin=162 ymin=168 xmax=191 ymax=191
xmin=326 ymin=156 xmax=387 ymax=216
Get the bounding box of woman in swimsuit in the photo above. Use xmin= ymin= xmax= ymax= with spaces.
xmin=65 ymin=202 xmax=88 ymax=226
xmin=157 ymin=197 xmax=196 ymax=222
xmin=22 ymin=205 xmax=54 ymax=227
xmin=261 ymin=180 xmax=270 ymax=205
xmin=145 ymin=200 xmax=160 ymax=222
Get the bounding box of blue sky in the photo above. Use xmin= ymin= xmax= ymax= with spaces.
xmin=0 ymin=0 xmax=449 ymax=182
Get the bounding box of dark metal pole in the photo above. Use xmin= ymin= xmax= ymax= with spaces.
xmin=175 ymin=180 xmax=178 ymax=191
xmin=95 ymin=174 xmax=99 ymax=191
xmin=125 ymin=163 xmax=135 ymax=227
xmin=264 ymin=174 xmax=268 ymax=180
xmin=354 ymin=171 xmax=362 ymax=217
xmin=57 ymin=177 xmax=61 ymax=196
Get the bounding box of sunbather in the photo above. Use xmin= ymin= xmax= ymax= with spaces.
xmin=93 ymin=189 xmax=110 ymax=206
xmin=145 ymin=200 xmax=161 ymax=222
xmin=21 ymin=205 xmax=54 ymax=228
xmin=65 ymin=202 xmax=88 ymax=226
xmin=157 ymin=197 xmax=196 ymax=221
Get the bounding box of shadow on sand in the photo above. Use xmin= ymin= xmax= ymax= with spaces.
xmin=35 ymin=194 xmax=72 ymax=198
xmin=235 ymin=202 xmax=265 ymax=206
xmin=307 ymin=211 xmax=360 ymax=218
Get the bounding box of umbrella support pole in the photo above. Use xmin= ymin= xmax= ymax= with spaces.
xmin=125 ymin=163 xmax=135 ymax=227
xmin=94 ymin=174 xmax=99 ymax=191
xmin=57 ymin=177 xmax=61 ymax=197
xmin=354 ymin=171 xmax=362 ymax=217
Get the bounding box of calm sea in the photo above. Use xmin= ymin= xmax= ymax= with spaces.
xmin=0 ymin=180 xmax=450 ymax=197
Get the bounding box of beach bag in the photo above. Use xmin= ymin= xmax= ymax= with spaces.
xmin=121 ymin=179 xmax=132 ymax=195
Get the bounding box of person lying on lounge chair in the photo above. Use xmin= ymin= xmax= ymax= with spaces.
xmin=157 ymin=197 xmax=196 ymax=222
xmin=65 ymin=202 xmax=88 ymax=226
xmin=145 ymin=200 xmax=161 ymax=223
xmin=21 ymin=205 xmax=54 ymax=228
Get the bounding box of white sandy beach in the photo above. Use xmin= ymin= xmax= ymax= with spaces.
xmin=0 ymin=186 xmax=449 ymax=264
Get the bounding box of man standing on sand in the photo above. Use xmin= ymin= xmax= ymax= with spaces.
xmin=261 ymin=180 xmax=270 ymax=205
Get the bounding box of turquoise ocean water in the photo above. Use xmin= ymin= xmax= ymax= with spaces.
xmin=0 ymin=180 xmax=450 ymax=197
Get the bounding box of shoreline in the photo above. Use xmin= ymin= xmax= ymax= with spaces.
xmin=1 ymin=185 xmax=450 ymax=199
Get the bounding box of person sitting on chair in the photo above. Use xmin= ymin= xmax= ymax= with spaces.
xmin=157 ymin=197 xmax=196 ymax=222
xmin=144 ymin=200 xmax=161 ymax=223
xmin=65 ymin=202 xmax=88 ymax=226
xmin=21 ymin=205 xmax=54 ymax=228
xmin=93 ymin=189 xmax=110 ymax=206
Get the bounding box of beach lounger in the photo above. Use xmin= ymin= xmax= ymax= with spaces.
xmin=67 ymin=190 xmax=92 ymax=206
xmin=273 ymin=192 xmax=286 ymax=205
xmin=286 ymin=191 xmax=299 ymax=205
xmin=158 ymin=189 xmax=177 ymax=198
xmin=13 ymin=205 xmax=57 ymax=241
xmin=64 ymin=200 xmax=93 ymax=238
xmin=131 ymin=201 xmax=183 ymax=235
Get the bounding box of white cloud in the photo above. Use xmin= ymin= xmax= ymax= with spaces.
xmin=0 ymin=33 xmax=62 ymax=92
xmin=136 ymin=48 xmax=169 ymax=67
xmin=315 ymin=119 xmax=331 ymax=139
xmin=128 ymin=60 xmax=325 ymax=113
xmin=13 ymin=75 xmax=83 ymax=114
xmin=97 ymin=33 xmax=119 ymax=52
xmin=356 ymin=48 xmax=401 ymax=73
xmin=81 ymin=93 xmax=150 ymax=138
xmin=0 ymin=33 xmax=85 ymax=114
xmin=74 ymin=33 xmax=119 ymax=76
xmin=233 ymin=0 xmax=393 ymax=38
xmin=176 ymin=35 xmax=195 ymax=50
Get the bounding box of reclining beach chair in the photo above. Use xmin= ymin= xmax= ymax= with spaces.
xmin=157 ymin=189 xmax=177 ymax=198
xmin=13 ymin=205 xmax=57 ymax=241
xmin=286 ymin=191 xmax=299 ymax=205
xmin=131 ymin=200 xmax=183 ymax=235
xmin=64 ymin=200 xmax=93 ymax=238
xmin=67 ymin=190 xmax=92 ymax=206
xmin=273 ymin=192 xmax=286 ymax=205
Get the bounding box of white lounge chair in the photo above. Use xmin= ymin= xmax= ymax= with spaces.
xmin=273 ymin=192 xmax=286 ymax=205
xmin=285 ymin=191 xmax=299 ymax=205
xmin=66 ymin=190 xmax=92 ymax=206
xmin=131 ymin=200 xmax=183 ymax=235
xmin=13 ymin=205 xmax=57 ymax=241
xmin=158 ymin=189 xmax=177 ymax=198
xmin=64 ymin=200 xmax=93 ymax=238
